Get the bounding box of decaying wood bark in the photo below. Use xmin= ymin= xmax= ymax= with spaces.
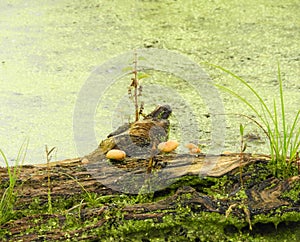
xmin=0 ymin=152 xmax=268 ymax=200
xmin=1 ymin=152 xmax=300 ymax=241
xmin=1 ymin=151 xmax=297 ymax=212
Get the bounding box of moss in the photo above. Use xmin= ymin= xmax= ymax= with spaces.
xmin=203 ymin=175 xmax=232 ymax=199
xmin=2 ymin=188 xmax=300 ymax=241
xmin=88 ymin=210 xmax=300 ymax=241
xmin=91 ymin=211 xmax=228 ymax=241
xmin=281 ymin=178 xmax=300 ymax=202
xmin=2 ymin=160 xmax=300 ymax=241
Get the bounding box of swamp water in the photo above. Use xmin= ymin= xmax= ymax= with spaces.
xmin=0 ymin=0 xmax=299 ymax=165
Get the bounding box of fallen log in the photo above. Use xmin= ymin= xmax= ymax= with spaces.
xmin=1 ymin=152 xmax=300 ymax=241
xmin=1 ymin=152 xmax=269 ymax=199
xmin=1 ymin=105 xmax=299 ymax=240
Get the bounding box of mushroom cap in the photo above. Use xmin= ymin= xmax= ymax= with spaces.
xmin=185 ymin=143 xmax=201 ymax=154
xmin=185 ymin=143 xmax=198 ymax=149
xmin=158 ymin=140 xmax=179 ymax=153
xmin=81 ymin=158 xmax=89 ymax=164
xmin=106 ymin=149 xmax=126 ymax=161
xmin=190 ymin=147 xmax=201 ymax=154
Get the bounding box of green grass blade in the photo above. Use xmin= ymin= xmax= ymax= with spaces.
xmin=215 ymin=84 xmax=261 ymax=120
xmin=278 ymin=63 xmax=287 ymax=158
xmin=0 ymin=149 xmax=12 ymax=181
xmin=0 ymin=141 xmax=28 ymax=225
xmin=210 ymin=64 xmax=275 ymax=124
xmin=61 ymin=172 xmax=93 ymax=201
xmin=287 ymin=110 xmax=300 ymax=160
xmin=211 ymin=63 xmax=299 ymax=178
xmin=272 ymin=99 xmax=282 ymax=161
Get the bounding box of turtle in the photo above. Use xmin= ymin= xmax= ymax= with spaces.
xmin=85 ymin=105 xmax=172 ymax=162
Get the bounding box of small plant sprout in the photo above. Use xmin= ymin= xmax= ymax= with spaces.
xmin=45 ymin=145 xmax=56 ymax=214
xmin=127 ymin=52 xmax=149 ymax=122
xmin=213 ymin=63 xmax=300 ymax=178
xmin=61 ymin=172 xmax=101 ymax=210
xmin=239 ymin=124 xmax=247 ymax=188
xmin=239 ymin=124 xmax=247 ymax=154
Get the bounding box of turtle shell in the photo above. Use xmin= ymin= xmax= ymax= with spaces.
xmin=98 ymin=105 xmax=172 ymax=158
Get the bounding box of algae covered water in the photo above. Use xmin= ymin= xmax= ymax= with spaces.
xmin=0 ymin=0 xmax=299 ymax=165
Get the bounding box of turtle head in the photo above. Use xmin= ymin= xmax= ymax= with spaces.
xmin=158 ymin=105 xmax=172 ymax=119
xmin=145 ymin=105 xmax=172 ymax=120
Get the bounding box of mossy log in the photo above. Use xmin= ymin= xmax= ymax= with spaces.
xmin=0 ymin=153 xmax=298 ymax=210
xmin=1 ymin=152 xmax=300 ymax=240
xmin=0 ymin=152 xmax=266 ymax=201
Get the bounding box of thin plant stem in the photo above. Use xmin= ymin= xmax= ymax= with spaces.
xmin=45 ymin=145 xmax=56 ymax=214
xmin=133 ymin=51 xmax=139 ymax=121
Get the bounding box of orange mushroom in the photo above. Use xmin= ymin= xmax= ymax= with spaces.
xmin=185 ymin=143 xmax=201 ymax=154
xmin=158 ymin=140 xmax=179 ymax=153
xmin=106 ymin=149 xmax=126 ymax=161
xmin=81 ymin=158 xmax=89 ymax=164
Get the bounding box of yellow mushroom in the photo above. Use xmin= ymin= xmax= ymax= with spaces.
xmin=158 ymin=140 xmax=179 ymax=153
xmin=106 ymin=149 xmax=126 ymax=161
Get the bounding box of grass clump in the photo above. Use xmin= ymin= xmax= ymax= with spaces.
xmin=0 ymin=141 xmax=28 ymax=225
xmin=213 ymin=63 xmax=300 ymax=178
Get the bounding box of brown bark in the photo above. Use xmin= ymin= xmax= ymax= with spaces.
xmin=1 ymin=153 xmax=300 ymax=241
xmin=0 ymin=153 xmax=267 ymax=201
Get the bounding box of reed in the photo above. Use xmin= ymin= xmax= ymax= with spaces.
xmin=213 ymin=63 xmax=300 ymax=178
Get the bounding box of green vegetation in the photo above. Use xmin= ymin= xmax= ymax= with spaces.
xmin=0 ymin=156 xmax=300 ymax=240
xmin=0 ymin=140 xmax=28 ymax=225
xmin=1 ymin=165 xmax=300 ymax=241
xmin=61 ymin=172 xmax=104 ymax=210
xmin=238 ymin=123 xmax=247 ymax=187
xmin=214 ymin=64 xmax=300 ymax=178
